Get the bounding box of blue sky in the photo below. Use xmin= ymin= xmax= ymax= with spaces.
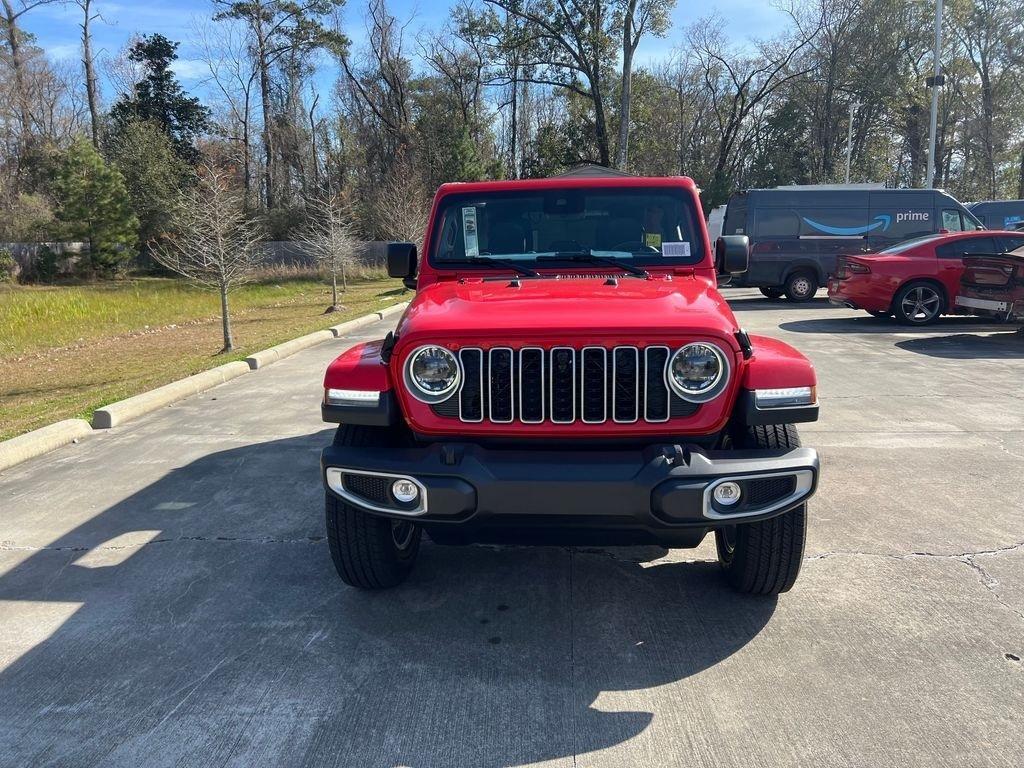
xmin=20 ymin=0 xmax=789 ymax=97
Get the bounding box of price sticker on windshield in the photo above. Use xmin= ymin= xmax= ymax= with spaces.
xmin=662 ymin=241 xmax=691 ymax=257
xmin=462 ymin=207 xmax=480 ymax=257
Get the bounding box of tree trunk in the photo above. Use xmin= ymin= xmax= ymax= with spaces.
xmin=219 ymin=284 xmax=233 ymax=353
xmin=616 ymin=0 xmax=637 ymax=171
xmin=256 ymin=23 xmax=275 ymax=210
xmin=509 ymin=64 xmax=518 ymax=179
xmin=242 ymin=89 xmax=252 ymax=211
xmin=1018 ymin=145 xmax=1024 ymax=200
xmin=81 ymin=0 xmax=101 ymax=148
xmin=331 ymin=270 xmax=338 ymax=308
xmin=2 ymin=0 xmax=33 ymax=161
xmin=592 ymin=79 xmax=611 ymax=166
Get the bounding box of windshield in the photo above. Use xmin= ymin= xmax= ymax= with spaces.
xmin=429 ymin=187 xmax=705 ymax=268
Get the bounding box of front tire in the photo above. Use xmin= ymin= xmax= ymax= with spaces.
xmin=716 ymin=424 xmax=808 ymax=595
xmin=784 ymin=271 xmax=818 ymax=302
xmin=325 ymin=424 xmax=421 ymax=589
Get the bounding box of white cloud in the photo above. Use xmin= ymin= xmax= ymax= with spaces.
xmin=169 ymin=58 xmax=208 ymax=82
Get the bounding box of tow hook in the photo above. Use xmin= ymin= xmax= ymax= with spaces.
xmin=662 ymin=444 xmax=691 ymax=467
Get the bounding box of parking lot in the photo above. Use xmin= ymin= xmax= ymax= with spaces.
xmin=1 ymin=289 xmax=1022 ymax=767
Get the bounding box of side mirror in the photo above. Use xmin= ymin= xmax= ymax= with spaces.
xmin=387 ymin=242 xmax=418 ymax=290
xmin=716 ymin=235 xmax=749 ymax=275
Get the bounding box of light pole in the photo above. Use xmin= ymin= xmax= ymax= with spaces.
xmin=925 ymin=0 xmax=944 ymax=188
xmin=845 ymin=101 xmax=861 ymax=184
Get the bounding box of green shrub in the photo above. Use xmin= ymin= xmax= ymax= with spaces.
xmin=31 ymin=247 xmax=60 ymax=283
xmin=0 ymin=249 xmax=18 ymax=283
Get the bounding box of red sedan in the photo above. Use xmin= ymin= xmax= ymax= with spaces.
xmin=827 ymin=230 xmax=1024 ymax=325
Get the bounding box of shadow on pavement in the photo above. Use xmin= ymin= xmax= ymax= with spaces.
xmin=722 ymin=294 xmax=834 ymax=312
xmin=895 ymin=329 xmax=1024 ymax=359
xmin=0 ymin=432 xmax=775 ymax=767
xmin=779 ymin=315 xmax=1009 ymax=335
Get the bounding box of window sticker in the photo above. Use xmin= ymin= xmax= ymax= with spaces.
xmin=662 ymin=241 xmax=691 ymax=257
xmin=645 ymin=232 xmax=663 ymax=248
xmin=462 ymin=207 xmax=479 ymax=257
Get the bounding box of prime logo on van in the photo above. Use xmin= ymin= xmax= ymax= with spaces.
xmin=801 ymin=214 xmax=892 ymax=236
xmin=800 ymin=211 xmax=930 ymax=237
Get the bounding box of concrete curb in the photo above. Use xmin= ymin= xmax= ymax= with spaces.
xmin=245 ymin=330 xmax=336 ymax=370
xmin=0 ymin=299 xmax=410 ymax=469
xmin=377 ymin=301 xmax=409 ymax=320
xmin=0 ymin=419 xmax=93 ymax=472
xmin=92 ymin=361 xmax=251 ymax=429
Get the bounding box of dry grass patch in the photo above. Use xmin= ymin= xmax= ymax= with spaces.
xmin=0 ymin=277 xmax=405 ymax=440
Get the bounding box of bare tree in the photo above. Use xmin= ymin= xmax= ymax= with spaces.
xmin=1 ymin=0 xmax=60 ymax=162
xmin=74 ymin=0 xmax=102 ymax=147
xmin=154 ymin=166 xmax=265 ymax=353
xmin=615 ymin=0 xmax=674 ymax=170
xmin=299 ymin=193 xmax=357 ymax=312
xmin=371 ymin=151 xmax=430 ymax=251
xmin=194 ymin=18 xmax=260 ymax=209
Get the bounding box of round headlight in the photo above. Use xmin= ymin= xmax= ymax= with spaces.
xmin=667 ymin=342 xmax=729 ymax=402
xmin=405 ymin=345 xmax=460 ymax=402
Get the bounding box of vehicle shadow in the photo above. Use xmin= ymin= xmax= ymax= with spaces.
xmin=895 ymin=329 xmax=1024 ymax=359
xmin=779 ymin=315 xmax=1009 ymax=335
xmin=723 ymin=294 xmax=835 ymax=311
xmin=0 ymin=432 xmax=775 ymax=768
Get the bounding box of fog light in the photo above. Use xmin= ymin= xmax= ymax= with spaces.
xmin=713 ymin=481 xmax=742 ymax=506
xmin=391 ymin=479 xmax=420 ymax=504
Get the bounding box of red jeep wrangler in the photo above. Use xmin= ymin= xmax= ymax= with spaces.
xmin=320 ymin=175 xmax=820 ymax=595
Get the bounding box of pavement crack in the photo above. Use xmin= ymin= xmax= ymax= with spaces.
xmin=0 ymin=535 xmax=326 ymax=553
xmin=807 ymin=544 xmax=1024 ymax=622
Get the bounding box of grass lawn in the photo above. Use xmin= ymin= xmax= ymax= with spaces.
xmin=0 ymin=276 xmax=406 ymax=440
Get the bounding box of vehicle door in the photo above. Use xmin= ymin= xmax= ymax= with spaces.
xmin=933 ymin=235 xmax=999 ymax=301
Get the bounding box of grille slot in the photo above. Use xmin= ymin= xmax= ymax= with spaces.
xmin=550 ymin=347 xmax=576 ymax=423
xmin=488 ymin=348 xmax=514 ymax=423
xmin=459 ymin=348 xmax=484 ymax=422
xmin=436 ymin=345 xmax=701 ymax=425
xmin=613 ymin=347 xmax=640 ymax=423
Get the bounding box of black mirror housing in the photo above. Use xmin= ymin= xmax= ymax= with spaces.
xmin=387 ymin=242 xmax=418 ymax=285
xmin=716 ymin=235 xmax=749 ymax=275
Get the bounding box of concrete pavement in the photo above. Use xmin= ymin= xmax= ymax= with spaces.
xmin=0 ymin=292 xmax=1022 ymax=767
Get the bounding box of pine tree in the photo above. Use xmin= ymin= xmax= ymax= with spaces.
xmin=54 ymin=138 xmax=139 ymax=276
xmin=107 ymin=34 xmax=210 ymax=164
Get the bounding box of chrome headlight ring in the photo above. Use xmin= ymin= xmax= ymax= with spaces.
xmin=403 ymin=344 xmax=461 ymax=404
xmin=666 ymin=342 xmax=731 ymax=403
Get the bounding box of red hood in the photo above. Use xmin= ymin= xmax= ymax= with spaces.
xmin=395 ymin=274 xmax=740 ymax=343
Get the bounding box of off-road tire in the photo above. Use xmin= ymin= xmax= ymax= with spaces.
xmin=325 ymin=424 xmax=421 ymax=589
xmin=715 ymin=424 xmax=807 ymax=595
xmin=759 ymin=287 xmax=784 ymax=299
xmin=784 ymin=271 xmax=818 ymax=302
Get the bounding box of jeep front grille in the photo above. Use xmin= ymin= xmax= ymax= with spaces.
xmin=434 ymin=346 xmax=699 ymax=424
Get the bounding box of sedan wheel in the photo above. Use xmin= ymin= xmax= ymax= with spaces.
xmin=894 ymin=283 xmax=944 ymax=325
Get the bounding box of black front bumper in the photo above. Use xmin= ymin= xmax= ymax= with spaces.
xmin=321 ymin=440 xmax=819 ymax=547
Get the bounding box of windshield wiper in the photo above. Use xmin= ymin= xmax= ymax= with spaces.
xmin=443 ymin=256 xmax=539 ymax=277
xmin=536 ymin=250 xmax=649 ymax=277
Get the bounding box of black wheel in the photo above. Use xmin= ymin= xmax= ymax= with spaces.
xmin=759 ymin=287 xmax=784 ymax=299
xmin=715 ymin=424 xmax=808 ymax=595
xmin=893 ymin=281 xmax=945 ymax=325
xmin=867 ymin=310 xmax=891 ymax=319
xmin=784 ymin=271 xmax=818 ymax=302
xmin=325 ymin=424 xmax=421 ymax=589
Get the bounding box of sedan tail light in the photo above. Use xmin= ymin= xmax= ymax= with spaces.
xmin=835 ymin=257 xmax=870 ymax=279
